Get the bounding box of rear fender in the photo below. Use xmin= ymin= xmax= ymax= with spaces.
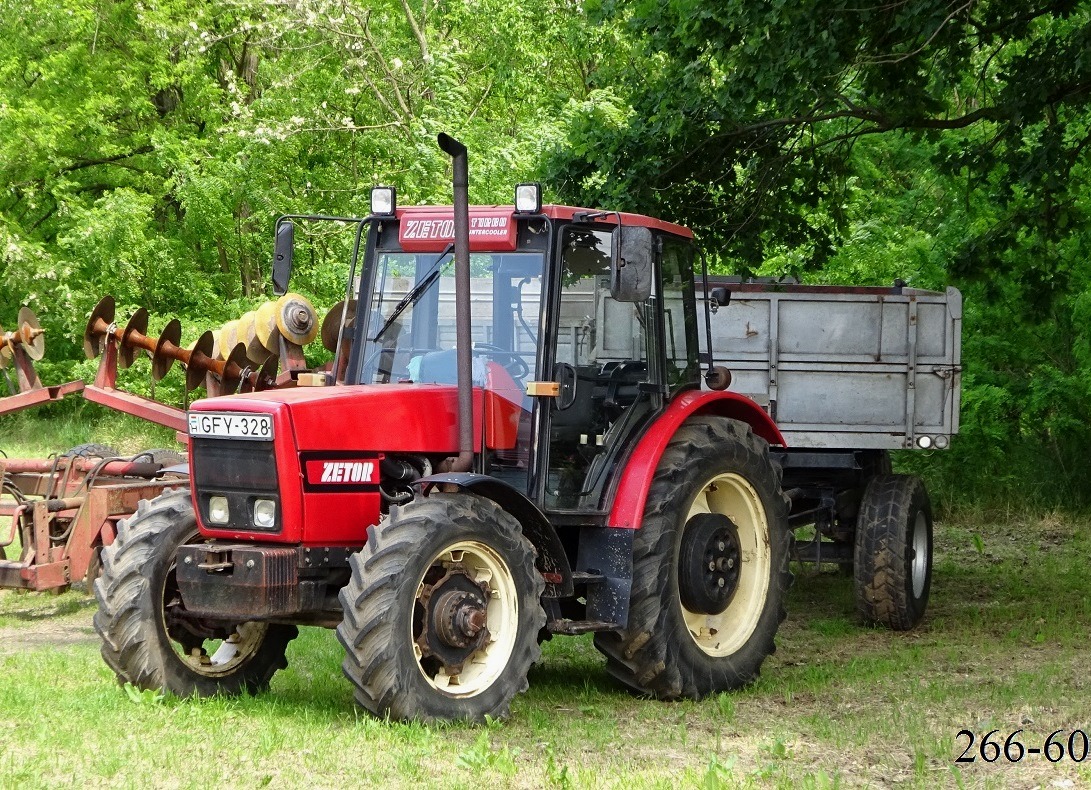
xmin=417 ymin=473 xmax=573 ymax=598
xmin=608 ymin=390 xmax=784 ymax=531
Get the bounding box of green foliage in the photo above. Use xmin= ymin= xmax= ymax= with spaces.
xmin=0 ymin=0 xmax=590 ymax=371
xmin=547 ymin=1 xmax=1091 ymax=508
xmin=3 ymin=0 xmax=1091 ymax=506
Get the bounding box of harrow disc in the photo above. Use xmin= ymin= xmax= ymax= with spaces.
xmin=0 ymin=324 xmax=8 ymax=368
xmin=254 ymin=300 xmax=280 ymax=354
xmin=152 ymin=318 xmax=182 ymax=381
xmin=275 ymin=293 xmax=319 ymax=346
xmin=119 ymin=308 xmax=150 ymax=369
xmin=218 ymin=320 xmax=240 ymax=361
xmin=83 ymin=296 xmax=117 ymax=359
xmin=321 ymin=299 xmax=357 ymax=352
xmin=221 ymin=342 xmax=250 ymax=393
xmin=239 ymin=310 xmax=272 ymax=365
xmin=17 ymin=307 xmax=45 ymax=361
xmin=253 ymin=354 xmax=280 ymax=391
xmin=186 ymin=331 xmax=216 ymax=392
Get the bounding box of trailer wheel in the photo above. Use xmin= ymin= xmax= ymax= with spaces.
xmin=63 ymin=443 xmax=118 ymax=458
xmin=337 ymin=493 xmax=545 ymax=722
xmin=132 ymin=448 xmax=186 ymax=467
xmin=595 ymin=417 xmax=791 ymax=699
xmin=93 ymin=490 xmax=297 ymax=696
xmin=854 ymin=474 xmax=932 ymax=630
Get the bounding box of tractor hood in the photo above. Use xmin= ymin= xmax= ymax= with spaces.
xmin=188 ymin=383 xmax=480 ymax=454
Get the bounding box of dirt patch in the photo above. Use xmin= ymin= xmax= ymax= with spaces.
xmin=0 ymin=589 xmax=98 ymax=655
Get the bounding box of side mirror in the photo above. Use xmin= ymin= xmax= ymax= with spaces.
xmin=709 ymin=286 xmax=730 ymax=312
xmin=272 ymin=221 xmax=295 ymax=296
xmin=610 ymin=225 xmax=653 ymax=302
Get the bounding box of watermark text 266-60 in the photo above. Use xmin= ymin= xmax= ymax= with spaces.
xmin=956 ymin=729 xmax=1089 ymax=763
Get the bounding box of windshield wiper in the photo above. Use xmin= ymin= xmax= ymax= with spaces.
xmin=371 ymin=243 xmax=454 ymax=342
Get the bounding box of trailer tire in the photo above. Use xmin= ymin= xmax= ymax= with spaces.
xmin=93 ymin=489 xmax=297 ymax=697
xmin=853 ymin=474 xmax=932 ymax=630
xmin=133 ymin=448 xmax=186 ymax=467
xmin=337 ymin=493 xmax=545 ymax=722
xmin=64 ymin=443 xmax=118 ymax=458
xmin=595 ymin=417 xmax=791 ymax=699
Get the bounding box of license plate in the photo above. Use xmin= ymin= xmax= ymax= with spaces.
xmin=187 ymin=411 xmax=274 ymax=441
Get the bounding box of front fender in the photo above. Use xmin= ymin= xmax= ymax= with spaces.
xmin=607 ymin=390 xmax=784 ymax=531
xmin=417 ymin=473 xmax=574 ymax=598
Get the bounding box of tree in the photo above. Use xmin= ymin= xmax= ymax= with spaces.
xmin=547 ymin=1 xmax=1091 ymax=505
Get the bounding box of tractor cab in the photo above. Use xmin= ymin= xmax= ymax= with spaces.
xmin=283 ymin=187 xmax=706 ymax=520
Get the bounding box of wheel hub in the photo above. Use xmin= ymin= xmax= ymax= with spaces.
xmin=678 ymin=513 xmax=741 ymax=615
xmin=415 ymin=566 xmax=491 ymax=674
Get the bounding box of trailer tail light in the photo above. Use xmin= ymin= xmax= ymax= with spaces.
xmin=371 ymin=186 xmax=396 ymax=216
xmin=515 ymin=183 xmax=541 ymax=214
xmin=934 ymin=435 xmax=950 ymax=449
xmin=917 ymin=435 xmax=933 ymax=449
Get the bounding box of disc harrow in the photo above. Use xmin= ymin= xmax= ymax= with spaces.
xmin=0 ymin=306 xmax=85 ymax=415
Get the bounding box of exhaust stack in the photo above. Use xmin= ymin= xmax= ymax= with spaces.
xmin=437 ymin=133 xmax=474 ymax=474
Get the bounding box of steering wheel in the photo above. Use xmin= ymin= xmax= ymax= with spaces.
xmin=472 ymin=343 xmax=530 ymax=379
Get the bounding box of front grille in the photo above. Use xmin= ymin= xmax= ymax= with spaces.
xmin=191 ymin=437 xmax=280 ymax=532
xmin=191 ymin=438 xmax=278 ymax=491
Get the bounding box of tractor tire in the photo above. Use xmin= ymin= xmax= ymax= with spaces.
xmin=594 ymin=417 xmax=791 ymax=699
xmin=93 ymin=489 xmax=297 ymax=696
xmin=337 ymin=493 xmax=545 ymax=722
xmin=64 ymin=443 xmax=118 ymax=458
xmin=854 ymin=474 xmax=932 ymax=630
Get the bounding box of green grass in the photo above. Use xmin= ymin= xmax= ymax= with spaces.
xmin=1 ymin=405 xmax=180 ymax=459
xmin=1 ymin=510 xmax=1089 ymax=788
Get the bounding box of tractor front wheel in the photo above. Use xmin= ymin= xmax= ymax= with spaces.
xmin=337 ymin=493 xmax=545 ymax=722
xmin=595 ymin=417 xmax=791 ymax=699
xmin=93 ymin=490 xmax=297 ymax=696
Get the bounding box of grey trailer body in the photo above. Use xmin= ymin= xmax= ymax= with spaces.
xmin=703 ymin=282 xmax=961 ymax=450
xmin=697 ymin=281 xmax=962 ymax=625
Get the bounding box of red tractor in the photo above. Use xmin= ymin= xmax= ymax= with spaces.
xmin=91 ymin=135 xmax=800 ymax=721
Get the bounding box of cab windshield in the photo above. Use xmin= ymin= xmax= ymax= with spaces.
xmin=356 ymin=251 xmax=545 ymax=386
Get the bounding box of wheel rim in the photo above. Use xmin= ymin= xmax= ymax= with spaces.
xmin=680 ymin=472 xmax=771 ymax=657
xmin=159 ymin=554 xmax=269 ymax=677
xmin=910 ymin=511 xmax=928 ymax=599
xmin=412 ymin=540 xmax=519 ymax=698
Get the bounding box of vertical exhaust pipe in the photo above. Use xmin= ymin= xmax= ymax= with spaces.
xmin=437 ymin=133 xmax=474 ymax=473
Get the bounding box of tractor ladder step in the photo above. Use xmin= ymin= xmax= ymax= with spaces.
xmin=570 ymin=570 xmax=606 ymax=585
xmin=547 ymin=618 xmax=621 ymax=636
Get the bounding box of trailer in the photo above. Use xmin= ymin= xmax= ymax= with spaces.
xmin=705 ymin=281 xmax=961 ymax=628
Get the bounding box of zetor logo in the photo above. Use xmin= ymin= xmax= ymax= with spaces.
xmin=318 ymin=461 xmax=376 ymax=484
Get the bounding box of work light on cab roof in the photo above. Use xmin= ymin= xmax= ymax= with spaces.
xmin=370 ymin=186 xmax=396 ymax=216
xmin=515 ymin=182 xmax=541 ymax=214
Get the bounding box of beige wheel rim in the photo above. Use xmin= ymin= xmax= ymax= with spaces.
xmin=681 ymin=472 xmax=771 ymax=657
xmin=412 ymin=540 xmax=519 ymax=698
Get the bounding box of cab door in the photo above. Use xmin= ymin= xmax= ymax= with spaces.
xmin=540 ymin=225 xmax=663 ymax=512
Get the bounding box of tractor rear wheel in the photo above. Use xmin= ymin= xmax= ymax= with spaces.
xmin=93 ymin=490 xmax=297 ymax=696
xmin=853 ymin=474 xmax=932 ymax=630
xmin=595 ymin=417 xmax=791 ymax=699
xmin=337 ymin=493 xmax=545 ymax=722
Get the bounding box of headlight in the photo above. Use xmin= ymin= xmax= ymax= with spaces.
xmin=253 ymin=498 xmax=277 ymax=529
xmin=208 ymin=496 xmax=229 ymax=525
